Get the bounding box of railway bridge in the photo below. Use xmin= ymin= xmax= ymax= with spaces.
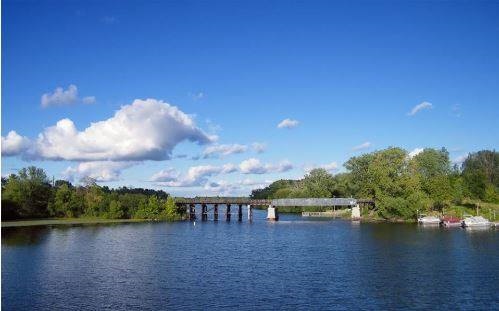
xmin=175 ymin=197 xmax=374 ymax=221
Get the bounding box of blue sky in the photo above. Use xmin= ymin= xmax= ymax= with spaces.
xmin=2 ymin=0 xmax=499 ymax=196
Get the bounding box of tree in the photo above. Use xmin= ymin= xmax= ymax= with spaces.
xmin=50 ymin=183 xmax=73 ymax=217
xmin=2 ymin=167 xmax=51 ymax=218
xmin=302 ymin=168 xmax=335 ymax=198
xmin=462 ymin=150 xmax=499 ymax=201
xmin=411 ymin=148 xmax=452 ymax=209
xmin=107 ymin=200 xmax=125 ymax=219
xmin=163 ymin=196 xmax=179 ymax=221
xmin=84 ymin=184 xmax=105 ymax=217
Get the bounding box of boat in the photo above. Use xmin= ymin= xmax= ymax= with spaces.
xmin=462 ymin=216 xmax=491 ymax=228
xmin=418 ymin=215 xmax=441 ymax=225
xmin=441 ymin=216 xmax=462 ymax=227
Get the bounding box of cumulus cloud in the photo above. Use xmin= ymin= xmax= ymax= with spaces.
xmin=204 ymin=179 xmax=273 ymax=196
xmin=352 ymin=141 xmax=372 ymax=151
xmin=252 ymin=142 xmax=267 ymax=153
xmin=33 ymin=98 xmax=213 ymax=161
xmin=82 ymin=96 xmax=96 ymax=104
xmin=1 ymin=131 xmax=31 ymax=156
xmin=155 ymin=163 xmax=238 ymax=187
xmin=239 ymin=158 xmax=293 ymax=174
xmin=150 ymin=168 xmax=180 ymax=182
xmin=277 ymin=118 xmax=299 ymax=129
xmin=408 ymin=101 xmax=433 ymax=116
xmin=153 ymin=158 xmax=290 ymax=188
xmin=41 ymin=84 xmax=96 ymax=108
xmin=304 ymin=161 xmax=339 ymax=173
xmin=452 ymin=154 xmax=468 ymax=165
xmin=202 ymin=144 xmax=248 ymax=158
xmin=408 ymin=148 xmax=424 ymax=158
xmin=62 ymin=161 xmax=135 ymax=182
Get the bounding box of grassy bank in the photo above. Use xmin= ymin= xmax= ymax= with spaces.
xmin=1 ymin=218 xmax=153 ymax=228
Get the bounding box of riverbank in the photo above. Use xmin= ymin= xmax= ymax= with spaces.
xmin=1 ymin=218 xmax=152 ymax=228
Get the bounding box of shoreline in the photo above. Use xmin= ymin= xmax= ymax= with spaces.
xmin=1 ymin=218 xmax=152 ymax=228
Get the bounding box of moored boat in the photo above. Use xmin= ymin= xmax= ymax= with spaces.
xmin=462 ymin=216 xmax=491 ymax=228
xmin=441 ymin=216 xmax=462 ymax=227
xmin=418 ymin=215 xmax=441 ymax=225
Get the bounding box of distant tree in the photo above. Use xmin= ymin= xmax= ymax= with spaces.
xmin=303 ymin=168 xmax=335 ymax=198
xmin=462 ymin=150 xmax=499 ymax=200
xmin=2 ymin=167 xmax=51 ymax=218
xmin=411 ymin=148 xmax=452 ymax=209
xmin=107 ymin=200 xmax=125 ymax=219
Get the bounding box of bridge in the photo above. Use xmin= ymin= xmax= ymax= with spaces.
xmin=176 ymin=197 xmax=374 ymax=221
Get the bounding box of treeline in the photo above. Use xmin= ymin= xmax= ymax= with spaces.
xmin=1 ymin=167 xmax=185 ymax=221
xmin=251 ymin=148 xmax=499 ymax=220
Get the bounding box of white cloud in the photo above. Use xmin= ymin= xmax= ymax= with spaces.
xmin=150 ymin=168 xmax=180 ymax=182
xmin=62 ymin=161 xmax=134 ymax=182
xmin=277 ymin=118 xmax=299 ymax=129
xmin=190 ymin=92 xmax=204 ymax=100
xmin=239 ymin=158 xmax=293 ymax=174
xmin=33 ymin=98 xmax=213 ymax=161
xmin=252 ymin=142 xmax=267 ymax=153
xmin=82 ymin=96 xmax=96 ymax=104
xmin=408 ymin=101 xmax=433 ymax=116
xmin=155 ymin=163 xmax=238 ymax=187
xmin=41 ymin=84 xmax=96 ymax=108
xmin=352 ymin=141 xmax=372 ymax=151
xmin=408 ymin=148 xmax=424 ymax=158
xmin=153 ymin=158 xmax=289 ymax=188
xmin=304 ymin=161 xmax=339 ymax=173
xmin=1 ymin=131 xmax=31 ymax=156
xmin=452 ymin=154 xmax=468 ymax=165
xmin=203 ymin=144 xmax=248 ymax=158
xmin=203 ymin=179 xmax=273 ymax=196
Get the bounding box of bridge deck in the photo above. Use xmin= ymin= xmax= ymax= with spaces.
xmin=176 ymin=197 xmax=372 ymax=207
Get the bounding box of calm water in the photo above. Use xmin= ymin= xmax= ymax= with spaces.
xmin=2 ymin=210 xmax=498 ymax=310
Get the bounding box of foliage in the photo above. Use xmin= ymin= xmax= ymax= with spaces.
xmin=251 ymin=148 xmax=499 ymax=221
xmin=1 ymin=168 xmax=183 ymax=221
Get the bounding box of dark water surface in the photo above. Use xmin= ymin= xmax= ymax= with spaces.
xmin=2 ymin=211 xmax=498 ymax=310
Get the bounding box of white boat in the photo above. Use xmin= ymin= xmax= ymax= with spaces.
xmin=462 ymin=216 xmax=491 ymax=228
xmin=418 ymin=215 xmax=441 ymax=225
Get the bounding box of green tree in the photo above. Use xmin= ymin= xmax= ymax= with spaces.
xmin=302 ymin=168 xmax=335 ymax=197
xmin=50 ymin=183 xmax=73 ymax=217
xmin=2 ymin=167 xmax=51 ymax=218
xmin=107 ymin=200 xmax=125 ymax=219
xmin=163 ymin=196 xmax=179 ymax=221
xmin=411 ymin=148 xmax=452 ymax=209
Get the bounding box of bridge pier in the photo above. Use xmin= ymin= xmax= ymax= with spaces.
xmin=214 ymin=204 xmax=219 ymax=221
xmin=226 ymin=204 xmax=231 ymax=221
xmin=247 ymin=204 xmax=253 ymax=221
xmin=202 ymin=204 xmax=208 ymax=221
xmin=267 ymin=205 xmax=279 ymax=221
xmin=351 ymin=204 xmax=361 ymax=220
xmin=189 ymin=204 xmax=196 ymax=221
xmin=238 ymin=204 xmax=243 ymax=221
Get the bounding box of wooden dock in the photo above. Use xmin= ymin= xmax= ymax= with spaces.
xmin=302 ymin=209 xmax=351 ymax=217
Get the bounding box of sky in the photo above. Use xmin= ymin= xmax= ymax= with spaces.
xmin=2 ymin=0 xmax=499 ymax=196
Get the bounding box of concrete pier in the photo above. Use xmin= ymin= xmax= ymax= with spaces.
xmin=202 ymin=204 xmax=208 ymax=221
xmin=238 ymin=204 xmax=243 ymax=221
xmin=226 ymin=204 xmax=231 ymax=221
xmin=214 ymin=204 xmax=219 ymax=221
xmin=247 ymin=205 xmax=253 ymax=221
xmin=351 ymin=204 xmax=361 ymax=220
xmin=189 ymin=204 xmax=196 ymax=221
xmin=267 ymin=205 xmax=278 ymax=221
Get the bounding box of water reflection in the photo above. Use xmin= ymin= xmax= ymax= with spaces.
xmin=2 ymin=226 xmax=51 ymax=246
xmin=2 ymin=217 xmax=498 ymax=310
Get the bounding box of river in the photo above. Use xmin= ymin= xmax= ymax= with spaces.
xmin=2 ymin=210 xmax=498 ymax=310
